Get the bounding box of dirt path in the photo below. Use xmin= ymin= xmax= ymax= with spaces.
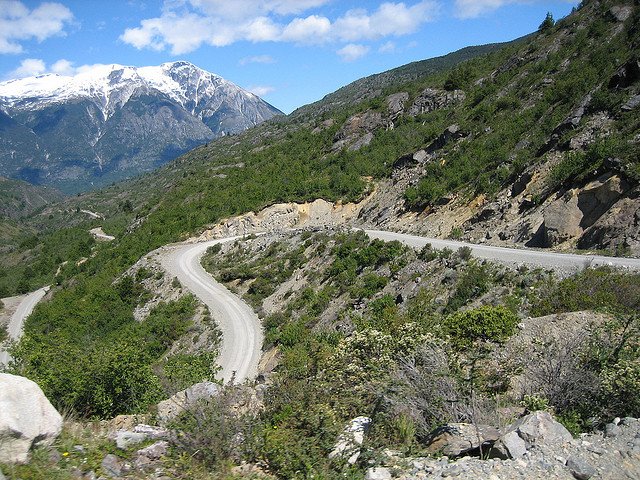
xmin=0 ymin=286 xmax=49 ymax=366
xmin=158 ymin=239 xmax=263 ymax=385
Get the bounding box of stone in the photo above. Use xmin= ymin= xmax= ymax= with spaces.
xmin=497 ymin=430 xmax=528 ymax=458
xmin=386 ymin=92 xmax=409 ymax=116
xmin=622 ymin=94 xmax=640 ymax=111
xmin=577 ymin=174 xmax=628 ymax=228
xmin=0 ymin=373 xmax=63 ymax=463
xmin=605 ymin=423 xmax=622 ymax=437
xmin=328 ymin=416 xmax=372 ymax=465
xmin=542 ymin=192 xmax=583 ymax=246
xmin=609 ymin=6 xmax=633 ymax=22
xmin=136 ymin=440 xmax=169 ymax=459
xmin=365 ymin=466 xmax=392 ymax=480
xmin=101 ymin=454 xmax=122 ymax=478
xmin=424 ymin=423 xmax=500 ymax=456
xmin=114 ymin=431 xmax=148 ymax=450
xmin=156 ymin=381 xmax=221 ymax=424
xmin=492 ymin=411 xmax=572 ymax=459
xmin=566 ymin=455 xmax=595 ymax=480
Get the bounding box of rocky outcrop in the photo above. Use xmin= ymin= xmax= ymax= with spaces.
xmin=156 ymin=381 xmax=221 ymax=424
xmin=333 ymin=111 xmax=387 ymax=151
xmin=407 ymin=88 xmax=465 ymax=117
xmin=578 ymin=190 xmax=640 ymax=254
xmin=0 ymin=373 xmax=63 ymax=463
xmin=540 ymin=173 xmax=630 ymax=247
xmin=424 ymin=423 xmax=500 ymax=456
xmin=329 ymin=416 xmax=372 ymax=465
xmin=426 ymin=124 xmax=465 ymax=153
xmin=492 ymin=411 xmax=572 ymax=459
xmin=196 ymin=198 xmax=369 ymax=240
xmin=385 ymin=414 xmax=640 ymax=479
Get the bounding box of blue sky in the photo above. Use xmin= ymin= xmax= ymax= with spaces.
xmin=1 ymin=0 xmax=578 ymax=114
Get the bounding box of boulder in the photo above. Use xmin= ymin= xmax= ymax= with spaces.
xmin=542 ymin=192 xmax=583 ymax=246
xmin=365 ymin=466 xmax=393 ymax=480
xmin=424 ymin=423 xmax=500 ymax=457
xmin=566 ymin=455 xmax=596 ymax=480
xmin=492 ymin=411 xmax=572 ymax=459
xmin=578 ymin=195 xmax=640 ymax=255
xmin=426 ymin=124 xmax=464 ymax=153
xmin=0 ymin=373 xmax=63 ymax=463
xmin=328 ymin=416 xmax=372 ymax=465
xmin=386 ymin=92 xmax=409 ymax=117
xmin=577 ymin=174 xmax=628 ymax=228
xmin=156 ymin=381 xmax=221 ymax=424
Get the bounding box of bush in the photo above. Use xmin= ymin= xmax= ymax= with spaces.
xmin=443 ymin=304 xmax=519 ymax=348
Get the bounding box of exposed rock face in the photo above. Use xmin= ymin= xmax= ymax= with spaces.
xmin=197 ymin=198 xmax=369 ymax=240
xmin=0 ymin=373 xmax=63 ymax=463
xmin=578 ymin=191 xmax=640 ymax=253
xmin=408 ymin=88 xmax=465 ymax=116
xmin=386 ymin=92 xmax=409 ymax=117
xmin=492 ymin=411 xmax=572 ymax=459
xmin=333 ymin=111 xmax=387 ymax=151
xmin=329 ymin=416 xmax=372 ymax=465
xmin=156 ymin=381 xmax=221 ymax=424
xmin=542 ymin=191 xmax=584 ymax=247
xmin=426 ymin=124 xmax=464 ymax=153
xmin=540 ymin=174 xmax=629 ymax=247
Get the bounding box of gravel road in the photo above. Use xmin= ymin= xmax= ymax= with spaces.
xmin=159 ymin=238 xmax=263 ymax=385
xmin=365 ymin=229 xmax=640 ymax=273
xmin=0 ymin=286 xmax=49 ymax=366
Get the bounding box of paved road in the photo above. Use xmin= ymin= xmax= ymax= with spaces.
xmin=0 ymin=286 xmax=49 ymax=366
xmin=160 ymin=238 xmax=263 ymax=385
xmin=365 ymin=229 xmax=640 ymax=272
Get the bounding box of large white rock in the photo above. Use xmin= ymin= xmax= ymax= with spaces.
xmin=329 ymin=416 xmax=372 ymax=465
xmin=156 ymin=381 xmax=221 ymax=424
xmin=0 ymin=373 xmax=63 ymax=463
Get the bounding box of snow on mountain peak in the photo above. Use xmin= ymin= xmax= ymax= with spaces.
xmin=0 ymin=61 xmax=256 ymax=118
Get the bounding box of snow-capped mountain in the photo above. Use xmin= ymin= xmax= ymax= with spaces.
xmin=0 ymin=62 xmax=282 ymax=194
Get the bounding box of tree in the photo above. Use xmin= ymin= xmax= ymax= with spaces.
xmin=539 ymin=12 xmax=555 ymax=33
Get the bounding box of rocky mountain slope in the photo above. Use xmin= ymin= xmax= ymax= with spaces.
xmin=0 ymin=61 xmax=282 ymax=194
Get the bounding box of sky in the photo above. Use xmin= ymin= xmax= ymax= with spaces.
xmin=1 ymin=0 xmax=579 ymax=114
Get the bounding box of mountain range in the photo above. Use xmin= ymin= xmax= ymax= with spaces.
xmin=0 ymin=61 xmax=282 ymax=194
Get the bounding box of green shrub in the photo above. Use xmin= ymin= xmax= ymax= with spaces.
xmin=443 ymin=304 xmax=519 ymax=348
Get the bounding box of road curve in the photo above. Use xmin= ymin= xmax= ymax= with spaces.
xmin=160 ymin=238 xmax=263 ymax=385
xmin=0 ymin=286 xmax=49 ymax=366
xmin=365 ymin=229 xmax=640 ymax=272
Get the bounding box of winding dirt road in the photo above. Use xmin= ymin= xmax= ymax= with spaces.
xmin=159 ymin=238 xmax=263 ymax=385
xmin=365 ymin=229 xmax=640 ymax=273
xmin=0 ymin=286 xmax=49 ymax=366
xmin=5 ymin=229 xmax=640 ymax=381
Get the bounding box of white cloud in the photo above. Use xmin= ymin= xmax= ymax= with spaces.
xmin=239 ymin=54 xmax=277 ymax=66
xmin=0 ymin=1 xmax=73 ymax=54
xmin=6 ymin=59 xmax=105 ymax=80
xmin=334 ymin=1 xmax=438 ymax=42
xmin=454 ymin=0 xmax=573 ymax=19
xmin=120 ymin=1 xmax=438 ymax=54
xmin=245 ymin=84 xmax=275 ymax=96
xmin=337 ymin=43 xmax=370 ymax=62
xmin=379 ymin=41 xmax=396 ymax=53
xmin=51 ymin=59 xmax=75 ymax=75
xmin=281 ymin=15 xmax=332 ymax=44
xmin=8 ymin=58 xmax=46 ymax=77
